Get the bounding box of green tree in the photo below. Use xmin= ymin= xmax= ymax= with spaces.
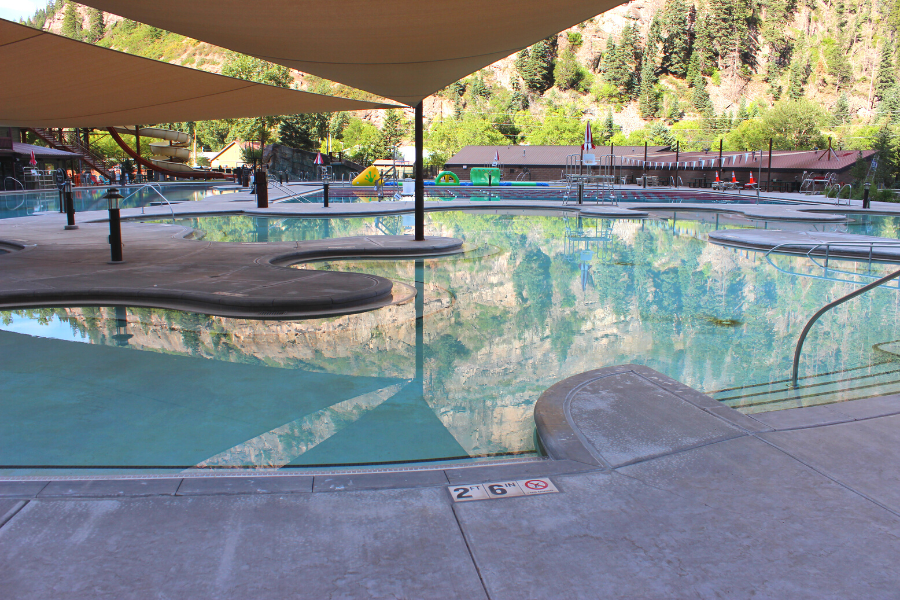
xmin=278 ymin=113 xmax=328 ymax=151
xmin=427 ymin=115 xmax=506 ymax=157
xmin=60 ymin=1 xmax=82 ymax=40
xmin=517 ymin=108 xmax=585 ymax=145
xmin=761 ymin=98 xmax=826 ymax=149
xmin=660 ymin=0 xmax=693 ymax=77
xmin=554 ymin=49 xmax=585 ymax=91
xmin=86 ymin=8 xmax=104 ymax=42
xmin=832 ymin=94 xmax=850 ymax=125
xmin=374 ymin=110 xmax=407 ymax=159
xmin=823 ymin=37 xmax=852 ymax=92
xmin=872 ymin=126 xmax=898 ymax=188
xmin=515 ymin=39 xmax=556 ymax=93
xmin=876 ymin=41 xmax=897 ymax=101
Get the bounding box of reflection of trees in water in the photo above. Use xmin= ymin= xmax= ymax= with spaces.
xmin=5 ymin=213 xmax=900 ymax=455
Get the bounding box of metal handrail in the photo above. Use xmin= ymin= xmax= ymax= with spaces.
xmin=834 ymin=184 xmax=852 ymax=206
xmin=3 ymin=177 xmax=24 ymax=191
xmin=127 ymin=183 xmax=176 ymax=221
xmin=269 ymin=181 xmax=305 ymax=202
xmin=792 ymin=266 xmax=900 ymax=386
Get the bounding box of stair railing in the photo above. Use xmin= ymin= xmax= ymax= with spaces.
xmin=792 ymin=265 xmax=900 ymax=386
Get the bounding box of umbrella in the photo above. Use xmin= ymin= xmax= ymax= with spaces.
xmin=582 ymin=122 xmax=595 ymax=151
xmin=314 ymin=152 xmax=324 ymax=165
xmin=29 ymin=150 xmax=37 ymax=167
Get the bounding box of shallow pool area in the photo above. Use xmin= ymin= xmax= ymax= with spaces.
xmin=0 ymin=183 xmax=235 ymax=220
xmin=4 ymin=209 xmax=900 ymax=474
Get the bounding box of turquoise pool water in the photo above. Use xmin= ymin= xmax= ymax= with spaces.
xmin=3 ymin=210 xmax=900 ymax=474
xmin=0 ymin=184 xmax=235 ymax=220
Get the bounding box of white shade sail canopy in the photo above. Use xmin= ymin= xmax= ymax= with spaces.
xmin=0 ymin=19 xmax=395 ymax=128
xmin=74 ymin=0 xmax=625 ymax=105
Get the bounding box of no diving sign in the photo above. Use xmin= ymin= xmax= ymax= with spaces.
xmin=449 ymin=477 xmax=559 ymax=502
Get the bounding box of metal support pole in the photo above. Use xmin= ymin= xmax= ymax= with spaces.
xmin=767 ymin=138 xmax=773 ymax=193
xmin=643 ymin=141 xmax=648 ymax=187
xmin=135 ymin=126 xmax=141 ymax=183
xmin=863 ymin=183 xmax=871 ymax=209
xmin=64 ymin=181 xmax=77 ymax=230
xmin=323 ymin=181 xmax=329 ymax=208
xmin=256 ymin=169 xmax=268 ymax=208
xmin=108 ymin=208 xmax=123 ymax=263
xmin=674 ymin=141 xmax=680 ymax=188
xmin=577 ymin=181 xmax=584 ymax=205
xmin=415 ymin=101 xmax=424 ymax=241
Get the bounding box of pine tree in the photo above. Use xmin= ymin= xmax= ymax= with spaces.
xmin=692 ymin=13 xmax=714 ymax=75
xmin=660 ymin=0 xmax=693 ymax=77
xmin=599 ymin=110 xmax=616 ymax=142
xmin=876 ymin=41 xmax=897 ymax=101
xmin=61 ymin=1 xmax=82 ymax=40
xmin=639 ymin=57 xmax=660 ymax=118
xmin=87 ymin=8 xmax=104 ymax=42
xmin=832 ymin=94 xmax=850 ymax=124
xmin=515 ymin=40 xmax=556 ymax=93
xmin=736 ymin=99 xmax=749 ymax=123
xmin=554 ymin=49 xmax=584 ymax=90
xmin=692 ymin=76 xmax=714 ymax=118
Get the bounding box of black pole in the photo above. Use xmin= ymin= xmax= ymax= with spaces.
xmin=415 ymin=101 xmax=424 ymax=241
xmin=674 ymin=141 xmax=680 ymax=188
xmin=256 ymin=169 xmax=268 ymax=209
xmin=323 ymin=181 xmax=329 ymax=208
xmin=64 ymin=181 xmax=77 ymax=230
xmin=643 ymin=141 xmax=648 ymax=188
xmin=109 ymin=208 xmax=123 ymax=263
xmin=767 ymin=138 xmax=773 ymax=193
xmin=863 ymin=183 xmax=871 ymax=209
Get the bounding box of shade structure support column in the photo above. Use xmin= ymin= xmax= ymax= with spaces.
xmin=415 ymin=101 xmax=424 ymax=242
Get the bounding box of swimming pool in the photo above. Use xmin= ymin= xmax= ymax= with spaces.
xmin=0 ymin=184 xmax=235 ymax=220
xmin=3 ymin=210 xmax=900 ymax=474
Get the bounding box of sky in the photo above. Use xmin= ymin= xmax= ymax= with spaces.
xmin=0 ymin=0 xmax=42 ymax=23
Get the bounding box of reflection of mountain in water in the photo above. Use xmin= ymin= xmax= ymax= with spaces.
xmin=8 ymin=213 xmax=900 ymax=461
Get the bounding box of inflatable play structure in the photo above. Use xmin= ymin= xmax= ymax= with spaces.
xmin=469 ymin=167 xmax=502 ymax=186
xmin=107 ymin=127 xmax=224 ymax=179
xmin=352 ymin=165 xmax=382 ymax=186
xmin=435 ymin=171 xmax=459 ymax=185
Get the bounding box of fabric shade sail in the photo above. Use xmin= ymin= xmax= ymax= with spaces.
xmin=74 ymin=0 xmax=625 ymax=106
xmin=0 ymin=19 xmax=394 ymax=128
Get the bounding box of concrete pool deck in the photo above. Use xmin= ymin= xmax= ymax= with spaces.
xmin=0 ymin=218 xmax=463 ymax=318
xmin=4 ymin=188 xmax=900 ymax=597
xmin=2 ymin=366 xmax=900 ymax=598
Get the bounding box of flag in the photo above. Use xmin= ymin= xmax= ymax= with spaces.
xmin=29 ymin=151 xmax=37 ymax=167
xmin=493 ymin=150 xmax=500 ymax=163
xmin=582 ymin=122 xmax=595 ymax=151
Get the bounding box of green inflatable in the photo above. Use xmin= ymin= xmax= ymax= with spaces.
xmin=469 ymin=167 xmax=502 ymax=186
xmin=435 ymin=171 xmax=460 ymax=186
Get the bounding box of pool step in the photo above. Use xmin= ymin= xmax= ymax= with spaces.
xmin=711 ymin=360 xmax=900 ymax=413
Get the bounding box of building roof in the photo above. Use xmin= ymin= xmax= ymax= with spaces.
xmin=447 ymin=145 xmax=876 ymax=173
xmin=11 ymin=142 xmax=79 ymax=158
xmin=446 ymin=145 xmax=669 ymax=167
xmin=0 ymin=19 xmax=394 ymax=128
xmin=74 ymin=0 xmax=625 ymax=105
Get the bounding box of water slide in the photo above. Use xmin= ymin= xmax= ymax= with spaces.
xmin=108 ymin=127 xmax=225 ymax=179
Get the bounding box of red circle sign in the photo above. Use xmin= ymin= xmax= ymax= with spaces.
xmin=524 ymin=479 xmax=548 ymax=490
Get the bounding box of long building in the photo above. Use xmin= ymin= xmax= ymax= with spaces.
xmin=444 ymin=145 xmax=876 ymax=189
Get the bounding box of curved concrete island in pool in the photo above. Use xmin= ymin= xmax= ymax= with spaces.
xmin=0 ymin=220 xmax=463 ymax=318
xmin=708 ymin=229 xmax=900 ymax=261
